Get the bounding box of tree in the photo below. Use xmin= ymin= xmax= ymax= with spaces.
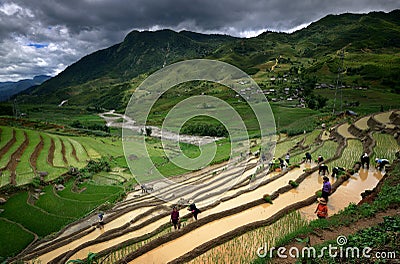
xmin=145 ymin=127 xmax=152 ymax=137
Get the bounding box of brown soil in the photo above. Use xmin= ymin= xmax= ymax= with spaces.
xmin=30 ymin=135 xmax=44 ymax=173
xmin=0 ymin=117 xmax=64 ymax=130
xmin=70 ymin=140 xmax=79 ymax=162
xmin=47 ymin=138 xmax=55 ymax=166
xmin=60 ymin=139 xmax=68 ymax=165
xmin=271 ymin=209 xmax=400 ymax=264
xmin=6 ymin=132 xmax=29 ymax=185
xmin=0 ymin=129 xmax=16 ymax=158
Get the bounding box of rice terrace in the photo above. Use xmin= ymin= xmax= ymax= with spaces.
xmin=0 ymin=6 xmax=400 ymax=264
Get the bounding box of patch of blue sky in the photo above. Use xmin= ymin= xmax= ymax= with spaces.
xmin=27 ymin=43 xmax=48 ymax=49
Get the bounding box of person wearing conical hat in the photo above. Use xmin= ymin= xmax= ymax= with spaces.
xmin=315 ymin=198 xmax=328 ymax=219
xmin=319 ymin=163 xmax=329 ymax=176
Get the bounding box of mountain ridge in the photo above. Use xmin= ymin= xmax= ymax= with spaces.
xmin=0 ymin=75 xmax=51 ymax=101
xmin=16 ymin=9 xmax=400 ymax=109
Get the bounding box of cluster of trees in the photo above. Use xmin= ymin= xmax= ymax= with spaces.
xmin=181 ymin=122 xmax=228 ymax=137
xmin=300 ymin=76 xmax=328 ymax=110
xmin=78 ymin=157 xmax=111 ymax=180
xmin=70 ymin=120 xmax=110 ymax=133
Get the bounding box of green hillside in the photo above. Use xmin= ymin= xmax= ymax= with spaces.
xmin=15 ymin=10 xmax=400 ymax=111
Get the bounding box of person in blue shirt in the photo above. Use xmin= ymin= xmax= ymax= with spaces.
xmin=375 ymin=158 xmax=389 ymax=171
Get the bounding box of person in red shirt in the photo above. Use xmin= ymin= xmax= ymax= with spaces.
xmin=315 ymin=197 xmax=328 ymax=219
xmin=170 ymin=207 xmax=180 ymax=230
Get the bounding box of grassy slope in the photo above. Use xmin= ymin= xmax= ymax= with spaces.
xmin=35 ymin=133 xmax=67 ymax=181
xmin=0 ymin=126 xmax=13 ymax=149
xmin=14 ymin=130 xmax=40 ymax=185
xmin=0 ymin=219 xmax=35 ymax=258
xmin=0 ymin=180 xmax=124 ymax=259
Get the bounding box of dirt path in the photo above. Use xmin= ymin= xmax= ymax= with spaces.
xmin=47 ymin=138 xmax=55 ymax=166
xmin=60 ymin=139 xmax=68 ymax=165
xmin=30 ymin=135 xmax=44 ymax=173
xmin=272 ymin=208 xmax=400 ymax=264
xmin=70 ymin=140 xmax=79 ymax=162
xmin=271 ymin=57 xmax=279 ymax=71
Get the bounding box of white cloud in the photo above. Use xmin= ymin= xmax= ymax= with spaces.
xmin=0 ymin=0 xmax=398 ymax=82
xmin=0 ymin=2 xmax=33 ymax=17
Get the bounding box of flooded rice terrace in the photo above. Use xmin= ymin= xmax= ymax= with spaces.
xmin=23 ymin=110 xmax=398 ymax=264
xmin=31 ymin=162 xmax=384 ymax=263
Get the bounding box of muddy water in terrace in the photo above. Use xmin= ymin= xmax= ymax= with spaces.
xmin=355 ymin=116 xmax=369 ymax=130
xmin=129 ymin=169 xmax=381 ymax=263
xmin=337 ymin=123 xmax=356 ymax=139
xmin=67 ymin=167 xmax=319 ymax=262
xmin=300 ymin=169 xmax=383 ymax=220
xmin=69 ymin=215 xmax=172 ymax=261
xmin=35 ymin=207 xmax=153 ymax=263
xmin=67 ymin=167 xmax=302 ymax=261
xmin=203 ymin=165 xmax=307 ymax=215
xmin=38 ymin=160 xmax=257 ymax=262
xmin=38 ymin=167 xmax=380 ymax=263
xmin=128 ymin=171 xmax=326 ymax=264
xmin=374 ymin=111 xmax=392 ymax=124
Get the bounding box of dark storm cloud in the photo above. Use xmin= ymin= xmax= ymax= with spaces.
xmin=0 ymin=0 xmax=399 ymax=81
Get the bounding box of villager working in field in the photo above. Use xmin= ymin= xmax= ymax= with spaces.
xmin=315 ymin=197 xmax=328 ymax=219
xmin=353 ymin=161 xmax=362 ymax=172
xmin=318 ymin=163 xmax=329 ymax=176
xmin=170 ymin=207 xmax=180 ymax=230
xmin=188 ymin=200 xmax=201 ymax=221
xmin=261 ymin=153 xmax=267 ymax=162
xmin=278 ymin=158 xmax=288 ymax=170
xmin=141 ymin=184 xmax=153 ymax=193
xmin=321 ymin=176 xmax=332 ymax=201
xmin=317 ymin=155 xmax=324 ymax=163
xmin=305 ymin=152 xmax=312 ymax=163
xmin=97 ymin=212 xmax=104 ymax=229
xmin=375 ymin=158 xmax=390 ymax=171
xmin=285 ymin=153 xmax=290 ymax=165
xmin=360 ymin=153 xmax=370 ymax=169
xmin=269 ymin=156 xmax=276 ymax=167
xmin=331 ymin=166 xmax=345 ymax=178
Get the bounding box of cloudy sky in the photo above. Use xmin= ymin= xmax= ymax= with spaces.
xmin=0 ymin=0 xmax=399 ymax=82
